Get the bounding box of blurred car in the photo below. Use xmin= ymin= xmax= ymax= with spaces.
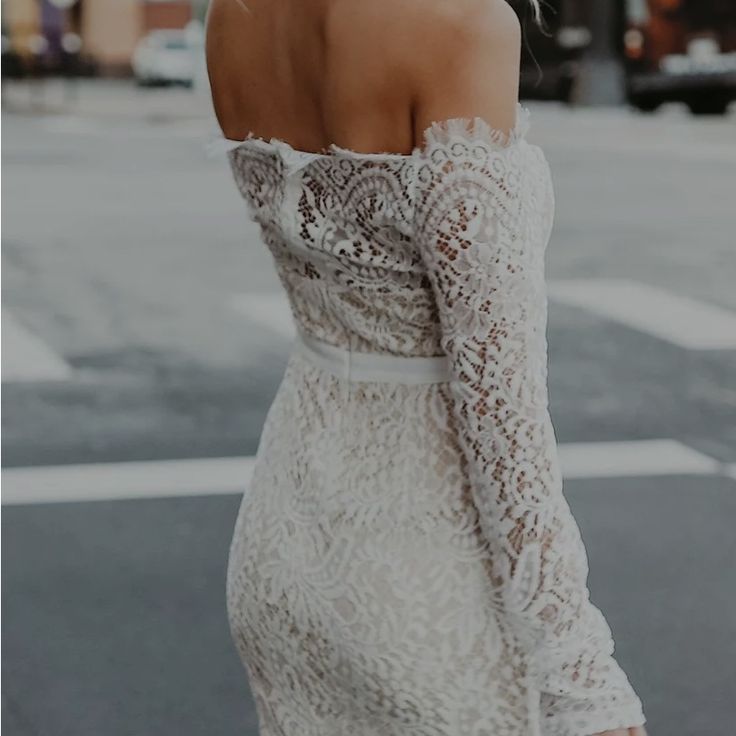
xmin=132 ymin=30 xmax=195 ymax=87
xmin=620 ymin=0 xmax=736 ymax=115
xmin=510 ymin=0 xmax=592 ymax=103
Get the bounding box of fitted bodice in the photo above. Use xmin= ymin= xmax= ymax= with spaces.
xmin=221 ymin=106 xmax=554 ymax=357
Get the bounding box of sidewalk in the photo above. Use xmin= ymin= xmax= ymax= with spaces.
xmin=2 ymin=77 xmax=212 ymax=123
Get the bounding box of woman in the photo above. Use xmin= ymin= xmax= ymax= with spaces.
xmin=205 ymin=0 xmax=648 ymax=734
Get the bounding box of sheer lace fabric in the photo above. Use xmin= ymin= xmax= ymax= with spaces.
xmin=220 ymin=105 xmax=646 ymax=736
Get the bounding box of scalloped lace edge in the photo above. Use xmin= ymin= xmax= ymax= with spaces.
xmin=205 ymin=103 xmax=531 ymax=161
xmin=419 ymin=102 xmax=531 ymax=152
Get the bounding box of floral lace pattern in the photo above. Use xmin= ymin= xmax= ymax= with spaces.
xmin=220 ymin=106 xmax=646 ymax=736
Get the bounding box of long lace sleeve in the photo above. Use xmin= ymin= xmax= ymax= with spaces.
xmin=412 ymin=108 xmax=646 ymax=736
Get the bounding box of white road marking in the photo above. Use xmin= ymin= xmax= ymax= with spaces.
xmin=2 ymin=440 xmax=729 ymax=506
xmin=558 ymin=439 xmax=721 ymax=480
xmin=228 ymin=292 xmax=295 ymax=339
xmin=548 ymin=278 xmax=736 ymax=350
xmin=232 ymin=281 xmax=736 ymax=351
xmin=2 ymin=311 xmax=73 ymax=382
xmin=39 ymin=116 xmax=102 ymax=136
xmin=2 ymin=456 xmax=256 ymax=506
xmin=38 ymin=115 xmax=206 ymax=140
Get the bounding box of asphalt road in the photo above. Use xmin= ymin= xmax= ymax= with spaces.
xmin=2 ymin=82 xmax=736 ymax=736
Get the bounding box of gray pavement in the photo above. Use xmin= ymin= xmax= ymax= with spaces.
xmin=2 ymin=80 xmax=736 ymax=735
xmin=4 ymin=477 xmax=735 ymax=735
xmin=2 ymin=494 xmax=259 ymax=736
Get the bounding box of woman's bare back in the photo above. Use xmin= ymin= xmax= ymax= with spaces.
xmin=205 ymin=0 xmax=421 ymax=154
xmin=205 ymin=0 xmax=521 ymax=155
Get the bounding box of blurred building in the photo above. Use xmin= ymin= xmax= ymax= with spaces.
xmin=3 ymin=0 xmax=733 ymax=114
xmin=514 ymin=0 xmax=735 ymax=111
xmin=2 ymin=0 xmax=203 ymax=74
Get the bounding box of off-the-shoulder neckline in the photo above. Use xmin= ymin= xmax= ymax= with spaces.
xmin=213 ymin=103 xmax=531 ymax=161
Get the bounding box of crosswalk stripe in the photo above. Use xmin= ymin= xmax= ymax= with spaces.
xmin=2 ymin=456 xmax=256 ymax=506
xmin=2 ymin=311 xmax=73 ymax=382
xmin=5 ymin=275 xmax=734 ymax=385
xmin=558 ymin=439 xmax=721 ymax=480
xmin=230 ymin=279 xmax=736 ymax=352
xmin=548 ymin=278 xmax=736 ymax=350
xmin=2 ymin=440 xmax=730 ymax=506
xmin=36 ymin=115 xmax=206 ymax=139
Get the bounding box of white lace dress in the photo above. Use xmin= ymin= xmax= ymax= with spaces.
xmin=212 ymin=105 xmax=647 ymax=736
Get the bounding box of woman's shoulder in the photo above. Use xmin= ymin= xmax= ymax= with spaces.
xmin=406 ymin=0 xmax=522 ymax=145
xmin=325 ymin=0 xmax=521 ymax=138
xmin=410 ymin=0 xmax=519 ymax=40
xmin=326 ymin=0 xmax=519 ymax=69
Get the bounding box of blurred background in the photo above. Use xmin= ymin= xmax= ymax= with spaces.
xmin=2 ymin=1 xmax=735 ymax=735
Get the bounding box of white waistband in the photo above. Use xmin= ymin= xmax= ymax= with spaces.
xmin=292 ymin=327 xmax=451 ymax=384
